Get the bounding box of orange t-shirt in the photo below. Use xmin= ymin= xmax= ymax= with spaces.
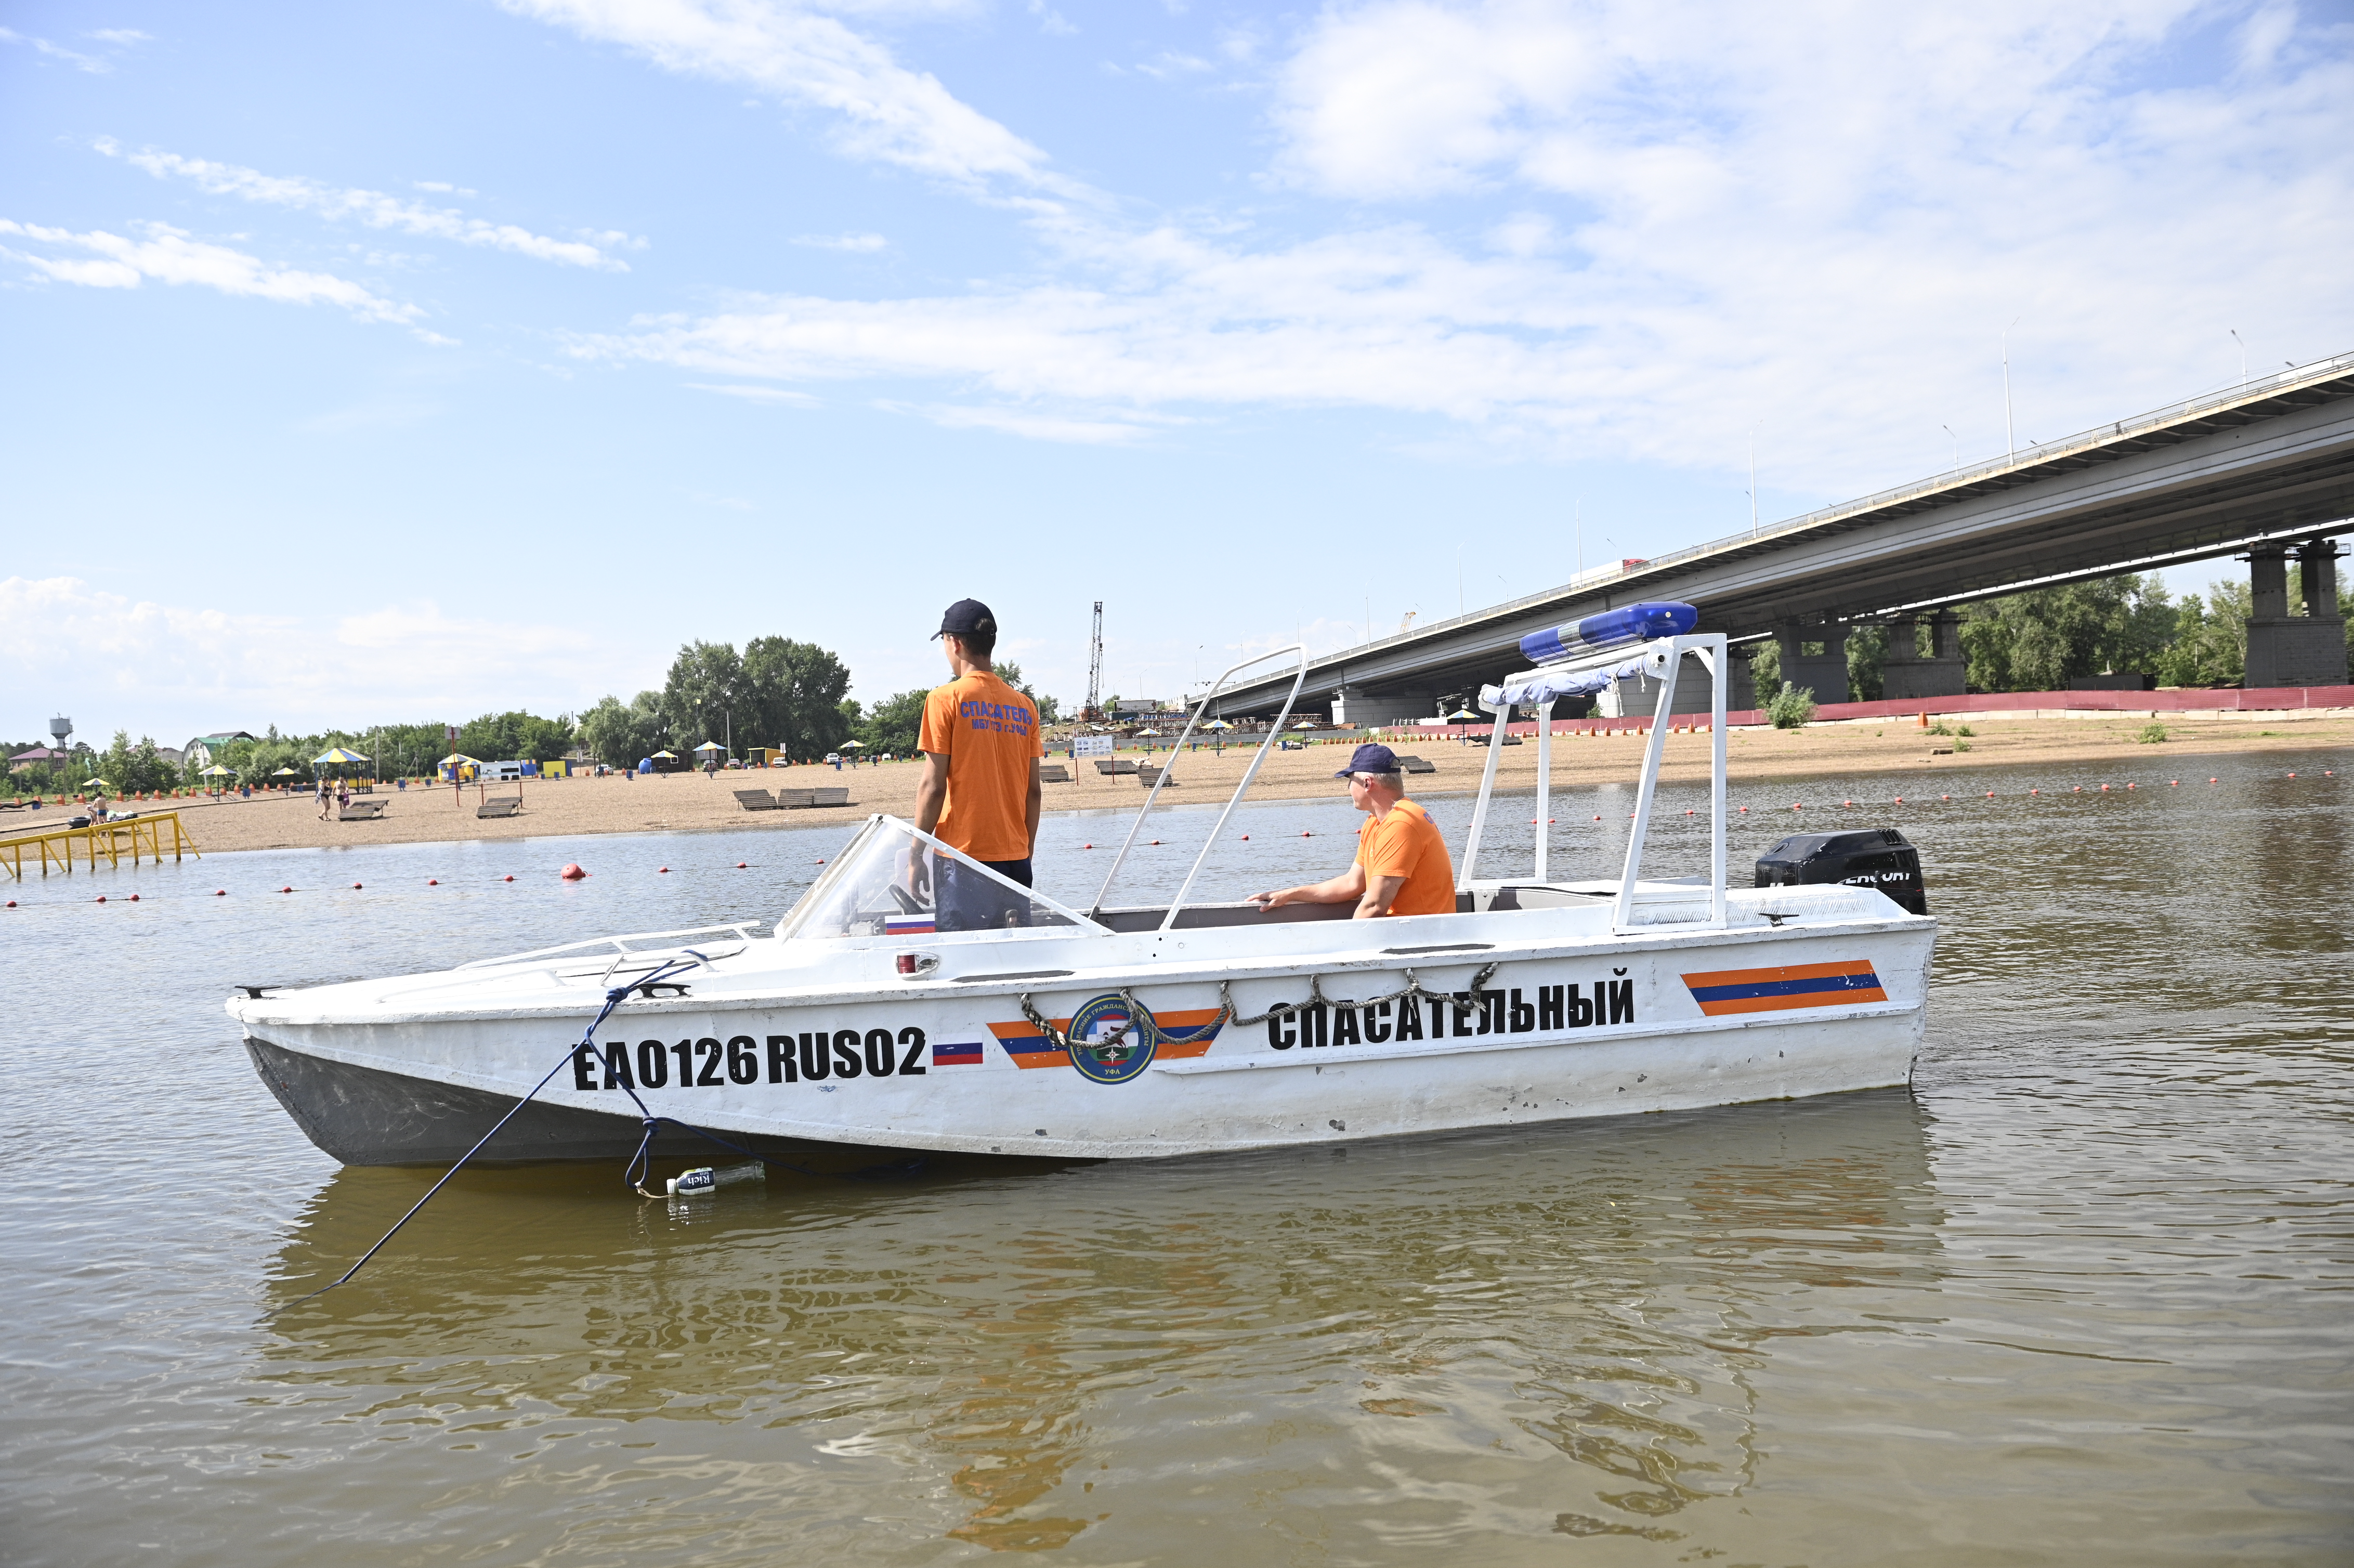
xmin=1354 ymin=799 xmax=1455 ymax=916
xmin=918 ymin=671 xmax=1043 ymax=861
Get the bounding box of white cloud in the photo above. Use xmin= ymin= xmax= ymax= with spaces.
xmin=1 ymin=578 xmax=642 ymax=739
xmin=86 ymin=28 xmax=152 ymax=45
xmin=685 ymin=381 xmax=821 ymax=403
xmin=97 ymin=140 xmax=637 ymax=269
xmin=561 ymin=0 xmax=2354 ymax=493
xmin=502 ymin=0 xmax=1070 ymax=193
xmin=0 ymin=218 xmax=423 ymax=325
xmin=0 ymin=26 xmax=110 ymax=71
xmin=793 ymin=230 xmax=888 ymax=250
xmin=889 ymin=401 xmax=1160 ymax=444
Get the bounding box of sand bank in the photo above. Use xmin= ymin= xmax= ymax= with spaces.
xmin=45 ymin=709 xmax=2344 ymax=858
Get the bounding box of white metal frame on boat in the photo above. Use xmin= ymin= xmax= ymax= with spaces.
xmin=1459 ymin=633 xmax=1730 ymax=932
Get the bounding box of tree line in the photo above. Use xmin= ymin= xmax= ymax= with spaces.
xmin=1750 ymin=568 xmax=2348 ymax=701
xmin=6 ymin=635 xmax=1071 ymax=798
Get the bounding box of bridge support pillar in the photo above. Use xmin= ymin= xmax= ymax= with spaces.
xmin=2245 ymin=540 xmax=2348 ymax=688
xmin=1881 ymin=612 xmax=1968 ymax=701
xmin=1330 ymin=686 xmax=1439 ymax=728
xmin=1774 ymin=624 xmax=1851 ymax=704
xmin=1729 ymin=647 xmax=1760 ymax=712
xmin=1598 ymin=651 xmax=1717 ymax=719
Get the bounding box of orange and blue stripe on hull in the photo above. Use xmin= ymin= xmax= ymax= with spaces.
xmin=987 ymin=1007 xmax=1227 ymax=1068
xmin=1681 ymin=960 xmax=1887 ymax=1016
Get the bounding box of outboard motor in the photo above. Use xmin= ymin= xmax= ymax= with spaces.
xmin=1755 ymin=828 xmax=1927 ymax=915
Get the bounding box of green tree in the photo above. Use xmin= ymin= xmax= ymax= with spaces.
xmin=457 ymin=710 xmax=572 ymax=763
xmin=2153 ymin=581 xmax=2250 ymax=687
xmin=662 ymin=641 xmax=746 ymax=753
xmin=741 ymin=636 xmax=853 ymax=759
xmin=1844 ymin=624 xmax=1888 ymax=703
xmin=1957 ymin=574 xmax=2175 ymax=691
xmin=96 ymin=730 xmax=179 ymax=794
xmin=578 ymin=692 xmax=668 ymax=767
xmin=857 ymin=689 xmax=930 ymax=755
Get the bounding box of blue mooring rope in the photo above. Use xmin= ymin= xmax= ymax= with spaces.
xmin=300 ymin=949 xmax=926 ymax=1299
xmin=301 ymin=953 xmax=704 ymax=1298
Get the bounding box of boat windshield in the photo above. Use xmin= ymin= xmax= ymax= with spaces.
xmin=777 ymin=816 xmax=1102 ymax=941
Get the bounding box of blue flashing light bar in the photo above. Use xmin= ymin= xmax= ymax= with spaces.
xmin=1518 ymin=602 xmax=1699 ymax=666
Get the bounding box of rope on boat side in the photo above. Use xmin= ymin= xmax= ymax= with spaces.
xmin=1216 ymin=962 xmax=1501 ymax=1027
xmin=297 ymin=952 xmax=706 ymax=1299
xmin=1016 ymin=962 xmax=1502 ymax=1057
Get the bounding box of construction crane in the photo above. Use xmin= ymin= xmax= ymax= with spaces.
xmin=1083 ymin=601 xmax=1104 ymax=721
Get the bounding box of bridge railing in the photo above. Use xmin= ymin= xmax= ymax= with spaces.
xmin=1637 ymin=349 xmax=2354 ymax=579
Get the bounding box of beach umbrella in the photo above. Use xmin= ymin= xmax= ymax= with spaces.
xmin=271 ymin=767 xmax=300 ymax=777
xmin=692 ymin=739 xmax=726 ymax=753
xmin=83 ymin=777 xmax=112 ymax=789
xmin=1134 ymin=728 xmax=1160 ymax=737
xmin=1293 ymin=720 xmax=1317 ymax=729
xmin=650 ymin=750 xmax=678 ymax=760
xmin=1446 ymin=707 xmax=1481 ymax=721
xmin=312 ymin=747 xmax=371 ymax=765
xmin=1202 ymin=719 xmax=1234 ymax=731
xmin=200 ymin=764 xmax=232 ymax=777
xmin=838 ymin=739 xmax=865 ymax=749
xmin=439 ymin=753 xmax=482 ymax=766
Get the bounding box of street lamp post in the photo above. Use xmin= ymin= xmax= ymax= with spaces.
xmin=2002 ymin=317 xmax=2021 ymax=455
xmin=1942 ymin=424 xmax=1959 ymax=474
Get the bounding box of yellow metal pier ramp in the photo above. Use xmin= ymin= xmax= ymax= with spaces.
xmin=1 ymin=812 xmax=200 ymax=880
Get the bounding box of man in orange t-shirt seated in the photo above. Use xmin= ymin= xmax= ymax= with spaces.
xmin=913 ymin=598 xmax=1045 ymax=931
xmin=1250 ymin=743 xmax=1456 ymax=920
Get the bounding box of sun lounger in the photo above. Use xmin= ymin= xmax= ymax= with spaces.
xmin=338 ymin=800 xmax=387 ymax=820
xmin=811 ymin=787 xmax=852 ymax=807
xmin=734 ymin=789 xmax=779 ymax=811
xmin=776 ymin=788 xmax=817 ymax=808
xmin=1093 ymin=758 xmax=1140 ymax=776
xmin=1395 ymin=755 xmax=1436 ymax=774
xmin=476 ymin=797 xmax=524 ymax=819
xmin=1037 ymin=764 xmax=1072 ymax=783
xmin=1137 ymin=764 xmax=1175 ymax=786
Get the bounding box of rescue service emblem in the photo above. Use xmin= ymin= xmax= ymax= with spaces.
xmin=1066 ymin=994 xmax=1159 ymax=1084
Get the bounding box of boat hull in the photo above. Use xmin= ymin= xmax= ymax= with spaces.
xmin=232 ymin=896 xmax=1934 ymax=1166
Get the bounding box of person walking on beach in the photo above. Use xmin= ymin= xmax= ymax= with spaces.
xmin=316 ymin=778 xmax=331 ymax=820
xmin=912 ymin=598 xmax=1043 ymax=932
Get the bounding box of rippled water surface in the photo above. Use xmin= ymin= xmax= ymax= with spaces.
xmin=4 ymin=751 xmax=2349 ymax=1564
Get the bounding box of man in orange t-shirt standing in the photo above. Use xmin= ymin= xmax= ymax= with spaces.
xmin=1250 ymin=743 xmax=1455 ymax=919
xmin=914 ymin=598 xmax=1045 ymax=931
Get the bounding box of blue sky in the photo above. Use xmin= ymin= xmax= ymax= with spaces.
xmin=5 ymin=0 xmax=2350 ymax=746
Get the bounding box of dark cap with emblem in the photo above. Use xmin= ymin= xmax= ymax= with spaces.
xmin=1334 ymin=741 xmax=1400 ymax=778
xmin=931 ymin=598 xmax=997 ymax=641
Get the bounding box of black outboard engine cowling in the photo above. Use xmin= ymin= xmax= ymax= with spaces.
xmin=1754 ymin=828 xmax=1927 ymax=915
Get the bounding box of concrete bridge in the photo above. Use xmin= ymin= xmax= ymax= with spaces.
xmin=1211 ymin=351 xmax=2354 ymax=720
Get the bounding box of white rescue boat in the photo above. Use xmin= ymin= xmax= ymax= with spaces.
xmin=229 ymin=621 xmax=1935 ymax=1166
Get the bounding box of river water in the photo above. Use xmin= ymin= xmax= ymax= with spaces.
xmin=3 ymin=750 xmax=2348 ymax=1564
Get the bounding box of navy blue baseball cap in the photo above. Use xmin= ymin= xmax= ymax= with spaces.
xmin=931 ymin=599 xmax=997 ymax=641
xmin=1334 ymin=742 xmax=1399 ymax=778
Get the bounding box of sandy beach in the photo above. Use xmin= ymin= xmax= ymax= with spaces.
xmin=30 ymin=708 xmax=2346 ymax=857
